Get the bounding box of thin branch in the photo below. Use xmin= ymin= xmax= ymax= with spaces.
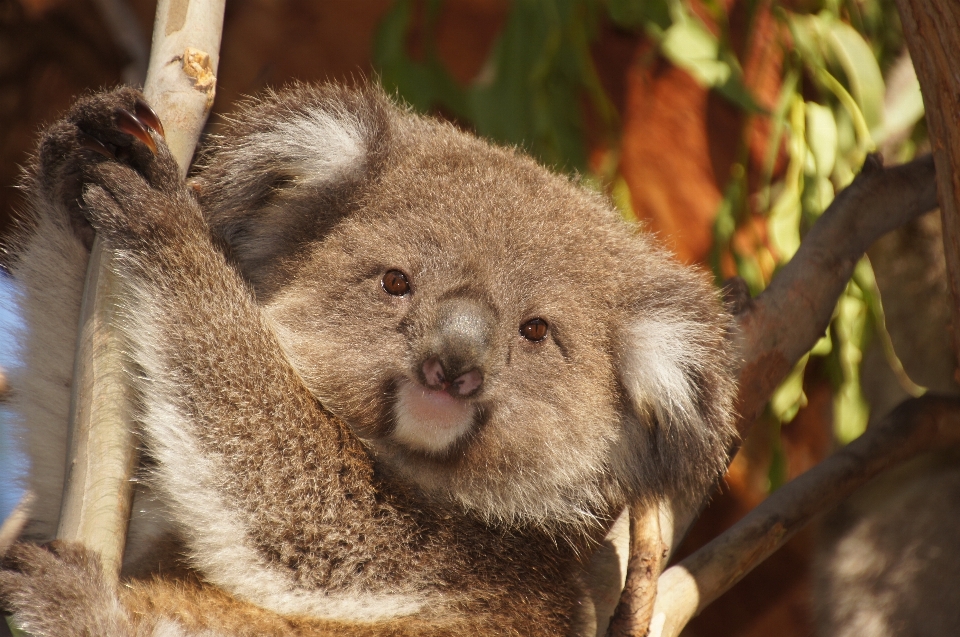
xmin=650 ymin=394 xmax=960 ymax=637
xmin=57 ymin=0 xmax=224 ymax=583
xmin=606 ymin=503 xmax=666 ymax=637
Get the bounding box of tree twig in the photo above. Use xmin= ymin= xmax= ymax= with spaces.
xmin=650 ymin=394 xmax=960 ymax=637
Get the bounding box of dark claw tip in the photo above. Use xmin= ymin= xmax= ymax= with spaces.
xmin=116 ymin=109 xmax=158 ymax=155
xmin=134 ymin=99 xmax=165 ymax=139
xmin=78 ymin=133 xmax=115 ymax=159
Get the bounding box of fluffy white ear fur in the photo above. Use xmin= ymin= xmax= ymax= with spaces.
xmin=251 ymin=108 xmax=367 ymax=186
xmin=618 ymin=317 xmax=712 ymax=434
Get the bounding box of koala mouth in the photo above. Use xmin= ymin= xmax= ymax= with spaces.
xmin=391 ymin=378 xmax=476 ymax=454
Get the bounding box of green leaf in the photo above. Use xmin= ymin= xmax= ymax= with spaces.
xmin=611 ymin=176 xmax=638 ymax=224
xmin=716 ymin=67 xmax=767 ymax=114
xmin=818 ymin=68 xmax=874 ymax=154
xmin=6 ymin=618 xmax=31 ymax=637
xmin=787 ymin=13 xmax=827 ymax=71
xmin=770 ymin=355 xmax=809 ymax=423
xmin=768 ymin=191 xmax=801 ymax=259
xmin=804 ymin=101 xmax=837 ymax=178
xmin=825 ymin=18 xmax=885 ymax=134
xmin=660 ymin=17 xmax=731 ymax=87
xmin=852 ymin=258 xmax=926 ymax=397
xmin=768 ymin=97 xmax=805 ymax=260
xmin=767 ymin=426 xmax=788 ymax=492
xmin=833 ymin=285 xmax=870 ymax=443
xmin=811 ymin=332 xmax=832 ymax=356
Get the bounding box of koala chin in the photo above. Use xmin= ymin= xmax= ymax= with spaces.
xmin=392 ymin=379 xmax=478 ymax=454
xmin=0 ymin=83 xmax=737 ymax=637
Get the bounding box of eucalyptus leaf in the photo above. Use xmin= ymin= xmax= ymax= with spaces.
xmin=660 ymin=18 xmax=731 ymax=87
xmin=6 ymin=618 xmax=30 ymax=637
xmin=826 ymin=18 xmax=885 ymax=133
xmin=811 ymin=332 xmax=832 ymax=356
xmin=768 ymin=97 xmax=805 ymax=260
xmin=770 ymin=355 xmax=809 ymax=423
xmin=787 ymin=13 xmax=827 ymax=70
xmin=611 ymin=176 xmax=638 ymax=224
xmin=804 ymin=102 xmax=837 ymax=178
xmin=768 ymin=195 xmax=801 ymax=260
xmin=833 ymin=288 xmax=870 ymax=443
xmin=716 ymin=70 xmax=767 ymax=115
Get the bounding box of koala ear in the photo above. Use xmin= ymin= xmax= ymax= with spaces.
xmin=618 ymin=313 xmax=736 ymax=498
xmin=620 ymin=317 xmax=706 ymax=425
xmin=192 ymin=84 xmax=394 ymax=289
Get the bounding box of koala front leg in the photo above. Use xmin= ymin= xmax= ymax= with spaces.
xmin=43 ymin=89 xmax=374 ymax=625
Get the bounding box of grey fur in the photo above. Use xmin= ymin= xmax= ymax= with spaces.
xmin=1 ymin=84 xmax=736 ymax=636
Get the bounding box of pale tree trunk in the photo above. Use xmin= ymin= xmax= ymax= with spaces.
xmin=54 ymin=0 xmax=224 ymax=582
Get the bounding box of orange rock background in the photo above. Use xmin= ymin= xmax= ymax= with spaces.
xmin=0 ymin=1 xmax=835 ymax=635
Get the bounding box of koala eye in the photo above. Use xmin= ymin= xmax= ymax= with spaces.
xmin=520 ymin=318 xmax=548 ymax=342
xmin=381 ymin=270 xmax=411 ymax=296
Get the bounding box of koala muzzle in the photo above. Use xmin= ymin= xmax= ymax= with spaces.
xmin=419 ymin=297 xmax=494 ymax=397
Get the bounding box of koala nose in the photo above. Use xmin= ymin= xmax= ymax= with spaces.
xmin=422 ymin=357 xmax=483 ymax=396
xmin=419 ymin=297 xmax=494 ymax=397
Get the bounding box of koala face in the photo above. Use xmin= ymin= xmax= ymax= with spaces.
xmin=195 ymin=85 xmax=735 ymax=531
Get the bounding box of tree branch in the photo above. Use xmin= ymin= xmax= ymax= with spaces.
xmin=56 ymin=0 xmax=224 ymax=583
xmin=650 ymin=394 xmax=960 ymax=637
xmin=605 ymin=504 xmax=666 ymax=637
xmin=733 ymin=154 xmax=938 ymax=432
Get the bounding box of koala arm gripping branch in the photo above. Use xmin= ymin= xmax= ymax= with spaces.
xmin=0 ymin=87 xmax=345 ymax=637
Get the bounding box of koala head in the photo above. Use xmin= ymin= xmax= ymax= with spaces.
xmin=193 ymin=84 xmax=736 ymax=532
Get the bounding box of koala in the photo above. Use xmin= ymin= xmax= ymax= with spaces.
xmin=0 ymin=84 xmax=736 ymax=636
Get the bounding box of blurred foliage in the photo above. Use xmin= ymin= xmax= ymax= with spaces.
xmin=375 ymin=0 xmax=616 ymax=171
xmin=373 ymin=0 xmax=927 ymax=485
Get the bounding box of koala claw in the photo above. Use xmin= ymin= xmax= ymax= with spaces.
xmin=78 ymin=132 xmax=115 ymax=159
xmin=134 ymin=98 xmax=165 ymax=138
xmin=117 ymin=108 xmax=158 ymax=154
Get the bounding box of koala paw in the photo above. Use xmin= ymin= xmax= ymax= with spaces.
xmin=0 ymin=541 xmax=135 ymax=636
xmin=37 ymin=87 xmax=189 ymax=251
